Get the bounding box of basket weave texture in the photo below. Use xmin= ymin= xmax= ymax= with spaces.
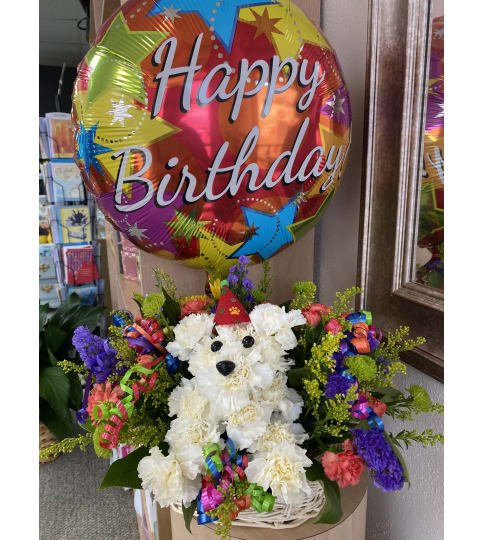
xmin=172 ymin=480 xmax=325 ymax=530
xmin=39 ymin=422 xmax=59 ymax=464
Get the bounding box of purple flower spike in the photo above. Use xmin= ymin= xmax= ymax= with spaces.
xmin=238 ymin=256 xmax=250 ymax=264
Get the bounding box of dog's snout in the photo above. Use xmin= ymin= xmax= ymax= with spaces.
xmin=216 ymin=360 xmax=236 ymax=376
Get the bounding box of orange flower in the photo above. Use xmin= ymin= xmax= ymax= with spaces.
xmin=180 ymin=297 xmax=210 ymax=318
xmin=302 ymin=303 xmax=331 ymax=326
xmin=322 ymin=439 xmax=365 ymax=488
xmin=87 ymin=382 xmax=123 ymax=424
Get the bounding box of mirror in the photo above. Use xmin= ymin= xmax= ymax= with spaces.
xmin=414 ymin=1 xmax=444 ymax=290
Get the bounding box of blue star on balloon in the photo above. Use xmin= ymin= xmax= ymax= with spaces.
xmin=148 ymin=0 xmax=273 ymax=53
xmin=75 ymin=122 xmax=113 ymax=178
xmin=230 ymin=199 xmax=298 ymax=260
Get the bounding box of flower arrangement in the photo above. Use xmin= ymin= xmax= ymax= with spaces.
xmin=41 ymin=260 xmax=443 ymax=538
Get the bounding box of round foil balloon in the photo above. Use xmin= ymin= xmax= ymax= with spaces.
xmin=417 ymin=15 xmax=444 ymax=288
xmin=72 ymin=0 xmax=351 ymax=274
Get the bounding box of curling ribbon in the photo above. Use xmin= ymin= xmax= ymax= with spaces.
xmin=94 ymin=364 xmax=158 ymax=449
xmin=351 ymin=396 xmax=385 ymax=431
xmin=165 ymin=353 xmax=180 ymax=374
xmin=246 ymin=484 xmax=276 ymax=513
xmin=345 ymin=311 xmax=373 ymax=326
xmin=124 ymin=318 xmax=166 ymax=355
xmin=197 ymin=439 xmax=275 ymax=525
xmin=112 ymin=309 xmax=133 ymax=328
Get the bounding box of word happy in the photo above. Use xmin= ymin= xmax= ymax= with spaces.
xmin=113 ymin=33 xmax=350 ymax=212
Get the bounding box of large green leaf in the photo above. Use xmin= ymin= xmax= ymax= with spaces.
xmin=100 ymin=446 xmax=150 ymax=490
xmin=39 ymin=303 xmax=50 ymax=332
xmin=73 ymin=305 xmax=104 ymax=331
xmin=161 ymin=287 xmax=181 ymax=325
xmin=39 ymin=366 xmax=70 ymax=419
xmin=48 ymin=294 xmax=82 ymax=328
xmin=306 ymin=459 xmax=343 ymax=524
xmin=67 ymin=372 xmax=83 ymax=410
xmin=182 ymin=501 xmax=196 ymax=533
xmin=287 ymin=367 xmax=310 ymax=388
xmin=39 ymin=399 xmax=74 ymax=440
xmin=45 ymin=324 xmax=68 ymax=354
xmin=100 ymin=443 xmax=169 ymax=490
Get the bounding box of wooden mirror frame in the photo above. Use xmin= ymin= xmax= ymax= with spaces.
xmin=358 ymin=0 xmax=443 ymax=381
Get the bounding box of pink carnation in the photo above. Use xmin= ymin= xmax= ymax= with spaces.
xmin=180 ymin=297 xmax=209 ymax=318
xmin=322 ymin=439 xmax=365 ymax=488
xmin=87 ymin=382 xmax=123 ymax=424
xmin=302 ymin=303 xmax=331 ymax=326
xmin=325 ymin=318 xmax=342 ymax=335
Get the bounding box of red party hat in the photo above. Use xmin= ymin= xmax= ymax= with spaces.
xmin=214 ymin=280 xmax=251 ymax=326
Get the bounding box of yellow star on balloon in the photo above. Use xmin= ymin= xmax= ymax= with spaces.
xmin=85 ymin=11 xmax=168 ymax=105
xmin=73 ymin=90 xmax=180 ymax=193
xmin=239 ymin=0 xmax=329 ymax=61
xmin=185 ymin=232 xmax=242 ymax=275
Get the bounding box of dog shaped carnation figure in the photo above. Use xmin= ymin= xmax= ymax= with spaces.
xmin=137 ymin=283 xmax=313 ymax=508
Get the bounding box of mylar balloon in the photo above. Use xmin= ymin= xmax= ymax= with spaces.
xmin=72 ymin=0 xmax=351 ymax=274
xmin=417 ymin=15 xmax=444 ymax=287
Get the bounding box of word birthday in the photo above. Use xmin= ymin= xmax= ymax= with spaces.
xmin=111 ymin=33 xmax=351 ymax=212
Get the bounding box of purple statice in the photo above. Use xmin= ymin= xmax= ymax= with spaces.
xmin=324 ymin=372 xmax=354 ymax=399
xmin=72 ymin=326 xmax=121 ymax=383
xmin=238 ymin=256 xmax=250 ymax=265
xmin=227 ymin=273 xmax=239 ymax=285
xmin=244 ymin=292 xmax=254 ymax=303
xmin=352 ymin=428 xmax=405 ymax=492
xmin=373 ymin=456 xmax=405 ymax=492
xmin=242 ymin=277 xmax=254 ymax=290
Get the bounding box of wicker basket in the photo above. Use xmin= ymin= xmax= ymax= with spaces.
xmin=171 ymin=480 xmax=325 ymax=530
xmin=39 ymin=421 xmax=59 ymax=464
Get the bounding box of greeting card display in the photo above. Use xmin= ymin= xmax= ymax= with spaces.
xmin=45 ymin=112 xmax=75 ymax=159
xmin=48 ymin=159 xmax=85 ymax=203
xmin=56 ymin=205 xmax=92 ymax=244
xmin=72 ymin=0 xmax=352 ymax=274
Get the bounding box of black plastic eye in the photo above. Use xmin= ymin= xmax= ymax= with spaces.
xmin=211 ymin=340 xmax=223 ymax=352
xmin=242 ymin=335 xmax=255 ymax=348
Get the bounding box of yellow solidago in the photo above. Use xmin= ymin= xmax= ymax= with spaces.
xmin=303 ymin=379 xmax=323 ymax=416
xmin=323 ymin=385 xmax=359 ymax=437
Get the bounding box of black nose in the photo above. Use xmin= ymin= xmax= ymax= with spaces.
xmin=216 ymin=361 xmax=236 ymax=376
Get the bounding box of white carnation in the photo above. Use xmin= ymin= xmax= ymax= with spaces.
xmin=137 ymin=446 xmax=201 ymax=507
xmin=246 ymin=442 xmax=312 ymax=504
xmin=196 ymin=349 xmax=274 ymax=417
xmin=249 ymin=304 xmax=305 ymax=351
xmin=225 ymin=402 xmax=273 ymax=450
xmin=248 ymin=420 xmax=308 ymax=453
xmin=260 ymin=373 xmax=304 ymax=422
xmin=168 ymin=378 xmax=210 ymax=419
xmin=166 ymin=313 xmax=214 ymax=361
xmin=165 ymin=417 xmax=222 ymax=458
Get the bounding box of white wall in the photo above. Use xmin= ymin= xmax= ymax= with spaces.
xmin=314 ymin=2 xmax=444 ymax=539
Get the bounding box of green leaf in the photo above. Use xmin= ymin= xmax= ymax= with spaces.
xmin=67 ymin=372 xmax=83 ymax=410
xmin=100 ymin=446 xmax=152 ymax=490
xmin=370 ymin=387 xmax=403 ymax=402
xmin=306 ymin=460 xmax=342 ymax=524
xmin=385 ymin=432 xmax=411 ymax=487
xmin=39 ymin=399 xmax=74 ymax=440
xmin=39 ymin=366 xmax=70 ymax=419
xmin=182 ymin=501 xmax=196 ymax=534
xmin=72 ymin=305 xmax=104 ymax=331
xmin=45 ymin=324 xmax=68 ymax=354
xmin=162 ymin=287 xmax=181 ymax=325
xmin=45 ymin=346 xmax=59 ymax=367
xmin=39 ymin=303 xmax=50 ymax=332
xmin=287 ymin=367 xmax=310 ymax=388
